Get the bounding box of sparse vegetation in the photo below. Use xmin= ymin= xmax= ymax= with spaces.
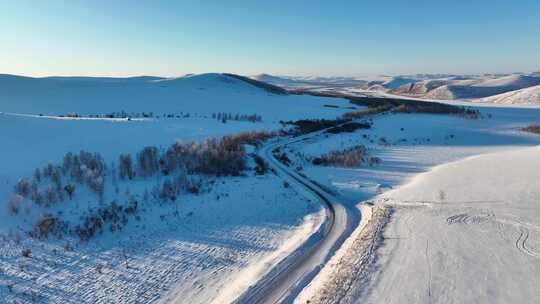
xmin=212 ymin=112 xmax=262 ymax=123
xmin=7 ymin=194 xmax=23 ymax=215
xmin=31 ymin=214 xmax=68 ymax=239
xmin=342 ymin=105 xmax=392 ymax=119
xmin=284 ymin=118 xmax=350 ymax=135
xmin=273 ymin=150 xmax=291 ymax=166
xmin=439 ymin=190 xmax=446 ymax=202
xmin=7 ymin=129 xmax=278 ymax=242
xmin=326 ymin=122 xmax=372 ymax=134
xmin=21 ymin=248 xmax=32 ymax=258
xmin=522 ymin=124 xmax=540 ymax=134
xmin=312 ymin=145 xmax=371 ymax=168
xmin=293 ymin=91 xmax=481 ymax=119
xmin=252 ymin=154 xmax=269 ymax=175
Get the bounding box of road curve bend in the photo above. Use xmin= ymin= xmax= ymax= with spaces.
xmin=233 ymin=135 xmax=360 ymax=304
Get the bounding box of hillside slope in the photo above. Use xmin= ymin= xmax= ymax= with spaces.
xmin=0 ymin=72 xmax=347 ymax=303
xmin=424 ymin=75 xmax=540 ymax=100
xmin=362 ymin=147 xmax=540 ymax=304
xmin=478 ymin=84 xmax=540 ymax=104
xmin=0 ymin=73 xmax=350 ymax=120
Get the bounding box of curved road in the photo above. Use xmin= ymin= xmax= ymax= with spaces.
xmin=233 ymin=133 xmax=360 ymax=304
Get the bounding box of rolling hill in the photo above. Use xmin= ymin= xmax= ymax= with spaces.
xmin=0 ymin=73 xmax=350 ymax=120
xmin=478 ymin=84 xmax=540 ymax=104
xmin=424 ymin=75 xmax=540 ymax=100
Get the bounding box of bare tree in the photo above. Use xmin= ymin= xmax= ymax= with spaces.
xmin=7 ymin=194 xmax=23 ymax=215
xmin=438 ymin=190 xmax=446 ymax=202
xmin=119 ymin=154 xmax=134 ymax=180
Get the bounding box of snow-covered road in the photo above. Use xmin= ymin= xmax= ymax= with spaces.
xmin=234 ymin=134 xmax=360 ymax=304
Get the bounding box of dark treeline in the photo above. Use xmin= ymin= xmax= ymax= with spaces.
xmin=522 ymin=124 xmax=540 ymax=135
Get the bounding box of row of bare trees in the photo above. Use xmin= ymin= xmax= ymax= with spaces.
xmin=7 ymin=130 xmax=277 ymax=241
xmin=212 ymin=112 xmax=262 ymax=123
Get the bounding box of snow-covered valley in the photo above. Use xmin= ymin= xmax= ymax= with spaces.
xmin=1 ymin=72 xmax=540 ymax=304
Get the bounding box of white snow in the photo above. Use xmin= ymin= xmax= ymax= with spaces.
xmin=478 ymin=84 xmax=540 ymax=105
xmin=360 ymin=146 xmax=540 ymax=303
xmin=285 ymin=104 xmax=540 ymax=303
xmin=0 ymin=73 xmax=346 ymax=303
xmin=3 ymin=70 xmax=540 ymax=304
xmin=0 ymin=73 xmax=351 ymax=121
xmin=422 ymin=75 xmax=540 ymax=100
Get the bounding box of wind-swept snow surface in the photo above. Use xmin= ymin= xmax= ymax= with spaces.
xmin=359 ymin=147 xmax=540 ymax=304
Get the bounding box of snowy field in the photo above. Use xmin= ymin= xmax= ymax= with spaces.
xmin=287 ymin=104 xmax=540 ymax=303
xmin=2 ymin=71 xmax=540 ymax=304
xmin=289 ymin=105 xmax=540 ymax=205
xmin=0 ymin=73 xmax=352 ymax=120
xmin=0 ymin=169 xmax=323 ymax=303
xmin=0 ymin=74 xmax=347 ymax=303
xmin=362 ymin=146 xmax=540 ymax=304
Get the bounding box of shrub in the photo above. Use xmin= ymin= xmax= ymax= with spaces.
xmin=326 ymin=122 xmax=371 ymax=134
xmin=22 ymin=248 xmax=31 ymax=258
xmin=74 ymin=215 xmax=103 ymax=242
xmin=31 ymin=215 xmax=68 ymax=239
xmin=342 ymin=105 xmax=391 ymax=119
xmin=522 ymin=124 xmax=540 ymax=135
xmin=273 ymin=151 xmax=291 ymax=166
xmin=286 ymin=119 xmax=350 ymax=135
xmin=44 ymin=186 xmax=60 ymax=205
xmin=160 ymin=179 xmax=176 ymax=201
xmin=34 ymin=168 xmax=42 ymax=183
xmin=367 ymin=156 xmax=382 ymax=166
xmin=14 ymin=178 xmax=31 ymax=197
xmin=252 ymin=154 xmax=268 ymax=175
xmin=312 ymin=145 xmax=367 ymax=168
xmin=7 ymin=194 xmax=23 ymax=215
xmin=137 ymin=146 xmax=159 ymax=177
xmin=64 ymin=184 xmax=76 ymax=200
xmin=119 ymin=154 xmax=135 ymax=180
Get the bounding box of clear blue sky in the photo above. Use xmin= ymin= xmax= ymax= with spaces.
xmin=1 ymin=0 xmax=539 ymax=77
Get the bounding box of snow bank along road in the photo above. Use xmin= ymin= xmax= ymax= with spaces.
xmin=233 ymin=133 xmax=361 ymax=304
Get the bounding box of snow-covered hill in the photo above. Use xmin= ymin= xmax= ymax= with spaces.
xmin=0 ymin=72 xmax=357 ymax=303
xmin=478 ymin=84 xmax=540 ymax=105
xmin=362 ymin=146 xmax=540 ymax=304
xmin=424 ymin=74 xmax=540 ymax=100
xmin=0 ymin=73 xmax=351 ymax=120
xmin=387 ymin=74 xmax=540 ymax=102
xmin=251 ymin=74 xmax=367 ymax=89
xmin=390 ymin=79 xmax=451 ymax=95
xmin=381 ymin=77 xmax=417 ymax=90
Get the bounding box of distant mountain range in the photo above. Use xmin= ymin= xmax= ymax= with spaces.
xmin=250 ymin=72 xmax=540 ymax=104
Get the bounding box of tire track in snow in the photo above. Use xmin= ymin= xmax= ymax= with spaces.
xmin=516 ymin=227 xmax=540 ymax=259
xmin=425 ymin=239 xmax=432 ymax=303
